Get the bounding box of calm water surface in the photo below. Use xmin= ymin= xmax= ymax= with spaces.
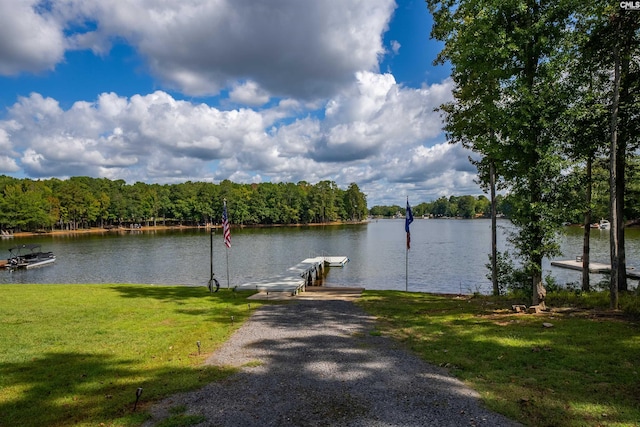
xmin=1 ymin=219 xmax=639 ymax=294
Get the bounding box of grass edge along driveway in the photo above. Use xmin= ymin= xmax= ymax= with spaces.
xmin=2 ymin=285 xmax=639 ymax=427
xmin=0 ymin=284 xmax=260 ymax=427
xmin=356 ymin=291 xmax=640 ymax=427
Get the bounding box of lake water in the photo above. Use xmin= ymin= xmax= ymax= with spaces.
xmin=1 ymin=219 xmax=639 ymax=294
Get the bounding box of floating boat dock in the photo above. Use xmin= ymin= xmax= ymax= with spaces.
xmin=237 ymin=256 xmax=349 ymax=296
xmin=551 ymin=259 xmax=640 ymax=279
xmin=323 ymin=256 xmax=349 ymax=267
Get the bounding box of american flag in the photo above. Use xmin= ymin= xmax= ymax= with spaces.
xmin=222 ymin=201 xmax=231 ymax=248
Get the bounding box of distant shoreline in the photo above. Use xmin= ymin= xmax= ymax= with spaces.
xmin=4 ymin=218 xmax=639 ymax=239
xmin=6 ymin=221 xmax=367 ymax=239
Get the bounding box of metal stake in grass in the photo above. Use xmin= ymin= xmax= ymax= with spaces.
xmin=231 ymin=315 xmax=235 ymax=325
xmin=133 ymin=387 xmax=143 ymax=411
xmin=197 ymin=340 xmax=201 ymax=354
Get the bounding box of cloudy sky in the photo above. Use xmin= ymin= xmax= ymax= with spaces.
xmin=0 ymin=0 xmax=481 ymax=207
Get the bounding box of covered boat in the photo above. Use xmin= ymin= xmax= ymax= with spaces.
xmin=4 ymin=244 xmax=56 ymax=269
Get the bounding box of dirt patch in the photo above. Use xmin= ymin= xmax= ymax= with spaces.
xmin=479 ymin=306 xmax=637 ymax=324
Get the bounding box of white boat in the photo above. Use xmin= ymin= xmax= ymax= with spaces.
xmin=599 ymin=219 xmax=611 ymax=230
xmin=4 ymin=244 xmax=56 ymax=269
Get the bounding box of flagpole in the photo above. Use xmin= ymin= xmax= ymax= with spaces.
xmin=222 ymin=199 xmax=231 ymax=288
xmin=226 ymin=246 xmax=230 ymax=289
xmin=405 ymin=243 xmax=408 ymax=292
xmin=210 ymin=228 xmax=214 ymax=293
xmin=405 ymin=197 xmax=413 ymax=292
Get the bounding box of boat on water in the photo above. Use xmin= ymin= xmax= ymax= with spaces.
xmin=588 ymin=219 xmax=611 ymax=230
xmin=2 ymin=244 xmax=56 ymax=270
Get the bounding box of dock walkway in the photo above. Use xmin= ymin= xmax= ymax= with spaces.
xmin=237 ymin=256 xmax=349 ymax=296
xmin=551 ymin=259 xmax=640 ymax=279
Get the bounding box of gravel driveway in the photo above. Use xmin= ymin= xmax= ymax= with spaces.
xmin=143 ymin=299 xmax=521 ymax=427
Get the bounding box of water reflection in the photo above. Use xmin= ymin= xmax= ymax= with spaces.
xmin=1 ymin=220 xmax=639 ymax=294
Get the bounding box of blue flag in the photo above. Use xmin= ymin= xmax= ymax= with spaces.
xmin=405 ymin=200 xmax=413 ymax=249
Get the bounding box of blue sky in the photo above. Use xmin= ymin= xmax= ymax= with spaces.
xmin=0 ymin=0 xmax=479 ymax=207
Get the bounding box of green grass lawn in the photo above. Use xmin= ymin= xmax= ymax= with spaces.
xmin=2 ymin=285 xmax=639 ymax=427
xmin=356 ymin=291 xmax=640 ymax=427
xmin=0 ymin=284 xmax=260 ymax=427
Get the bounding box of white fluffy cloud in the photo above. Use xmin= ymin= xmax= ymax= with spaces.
xmin=5 ymin=0 xmax=394 ymax=100
xmin=0 ymin=128 xmax=19 ymax=171
xmin=0 ymin=0 xmax=483 ymax=206
xmin=312 ymin=72 xmax=451 ymax=162
xmin=229 ymin=81 xmax=271 ymax=106
xmin=0 ymin=75 xmax=469 ymax=205
xmin=0 ymin=0 xmax=66 ymax=74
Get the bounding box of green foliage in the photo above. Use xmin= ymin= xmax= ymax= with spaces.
xmin=487 ymin=251 xmax=580 ymax=303
xmin=427 ymin=0 xmax=614 ymax=304
xmin=486 ymin=250 xmax=532 ymax=299
xmin=343 ymin=182 xmax=368 ymax=221
xmin=369 ymin=204 xmax=401 ymax=217
xmin=371 ymin=194 xmax=508 ymax=219
xmin=0 ymin=176 xmax=367 ymax=231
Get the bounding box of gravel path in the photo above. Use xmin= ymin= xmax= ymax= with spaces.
xmin=143 ymin=300 xmax=521 ymax=427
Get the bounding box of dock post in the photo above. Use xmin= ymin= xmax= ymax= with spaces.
xmin=208 ymin=228 xmax=215 ymax=293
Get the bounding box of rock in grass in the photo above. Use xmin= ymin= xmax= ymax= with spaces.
xmin=512 ymin=304 xmax=527 ymax=313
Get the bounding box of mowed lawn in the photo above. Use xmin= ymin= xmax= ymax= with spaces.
xmin=0 ymin=284 xmax=259 ymax=427
xmin=3 ymin=285 xmax=639 ymax=427
xmin=357 ymin=291 xmax=640 ymax=427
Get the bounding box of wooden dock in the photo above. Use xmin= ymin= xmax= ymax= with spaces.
xmin=237 ymin=256 xmax=350 ymax=296
xmin=551 ymin=259 xmax=640 ymax=279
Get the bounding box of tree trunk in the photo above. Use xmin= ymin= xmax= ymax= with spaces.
xmin=490 ymin=160 xmax=499 ymax=295
xmin=582 ymin=155 xmax=592 ymax=292
xmin=531 ymin=173 xmax=546 ymax=309
xmin=609 ymin=30 xmax=621 ymax=309
xmin=615 ymin=135 xmax=627 ymax=292
xmin=533 ymin=268 xmax=546 ymax=310
xmin=615 ymin=16 xmax=632 ymax=293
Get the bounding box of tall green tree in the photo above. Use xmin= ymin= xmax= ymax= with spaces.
xmin=560 ymin=4 xmax=611 ymax=293
xmin=457 ymin=195 xmax=477 ymax=218
xmin=0 ymin=181 xmax=55 ymax=231
xmin=601 ymin=9 xmax=639 ymax=303
xmin=572 ymin=5 xmax=640 ymax=305
xmin=344 ymin=183 xmax=368 ymax=221
xmin=56 ymin=178 xmax=98 ymax=229
xmin=432 ymin=196 xmax=450 ymax=217
xmin=428 ymin=0 xmax=579 ymax=307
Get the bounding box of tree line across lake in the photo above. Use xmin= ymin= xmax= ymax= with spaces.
xmin=371 ymin=158 xmax=640 ymax=223
xmin=0 ymin=175 xmax=368 ymax=232
xmin=371 ymin=194 xmax=503 ymax=219
xmin=3 ymin=157 xmax=638 ymax=233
